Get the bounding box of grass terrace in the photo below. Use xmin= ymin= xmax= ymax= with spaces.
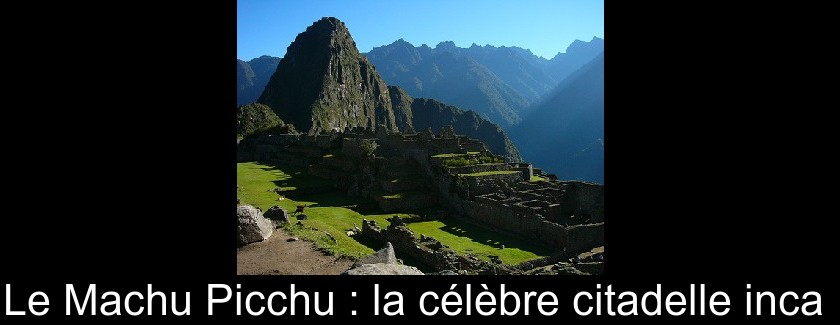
xmin=238 ymin=162 xmax=550 ymax=264
xmin=530 ymin=175 xmax=547 ymax=182
xmin=431 ymin=153 xmax=470 ymax=158
xmin=458 ymin=170 xmax=520 ymax=177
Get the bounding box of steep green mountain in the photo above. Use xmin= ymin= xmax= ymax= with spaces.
xmin=511 ymin=53 xmax=604 ymax=183
xmin=388 ymin=85 xmax=414 ymax=132
xmin=389 ymin=85 xmax=521 ymax=162
xmin=258 ymin=17 xmax=397 ymax=134
xmin=237 ymin=56 xmax=280 ymax=106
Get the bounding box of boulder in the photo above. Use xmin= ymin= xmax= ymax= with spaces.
xmin=264 ymin=205 xmax=290 ymax=227
xmin=353 ymin=242 xmax=397 ymax=267
xmin=237 ymin=205 xmax=273 ymax=246
xmin=342 ymin=263 xmax=424 ymax=275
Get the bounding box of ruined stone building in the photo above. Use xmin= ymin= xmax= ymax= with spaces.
xmin=238 ymin=125 xmax=604 ymax=272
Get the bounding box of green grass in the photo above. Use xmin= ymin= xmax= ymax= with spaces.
xmin=530 ymin=175 xmax=546 ymax=182
xmin=431 ymin=153 xmax=468 ymax=158
xmin=238 ymin=161 xmax=550 ymax=264
xmin=459 ymin=170 xmax=520 ymax=177
xmin=381 ymin=190 xmax=431 ymax=200
xmin=382 ymin=193 xmax=403 ymax=199
xmin=238 ymin=161 xmax=402 ymax=258
xmin=407 ymin=219 xmax=553 ymax=264
xmin=467 ymin=151 xmax=480 ymax=155
xmin=441 ymin=155 xmax=505 ymax=168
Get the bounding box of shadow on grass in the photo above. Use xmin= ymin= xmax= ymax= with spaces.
xmin=251 ymin=161 xmax=384 ymax=213
xmin=438 ymin=218 xmax=555 ymax=256
xmin=252 ymin=161 xmax=332 ymax=190
xmin=295 ymin=192 xmax=381 ymax=211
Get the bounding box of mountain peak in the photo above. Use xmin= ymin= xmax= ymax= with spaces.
xmin=311 ymin=16 xmax=345 ymax=30
xmin=435 ymin=41 xmax=457 ymax=51
xmin=562 ymin=37 xmax=604 ymax=55
xmin=391 ymin=38 xmax=413 ymax=47
xmin=257 ymin=17 xmax=397 ymax=133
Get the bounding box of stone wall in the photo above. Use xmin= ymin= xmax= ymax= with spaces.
xmin=508 ymin=163 xmax=533 ymax=181
xmin=237 ymin=134 xmax=327 ymax=165
xmin=361 ymin=219 xmax=455 ymax=271
xmin=461 ymin=199 xmax=568 ymax=248
xmin=427 ymin=138 xmax=463 ymax=155
xmin=458 ymin=172 xmax=525 ymax=198
xmin=565 ymin=222 xmax=604 ymax=254
xmin=459 ymin=137 xmax=487 ymax=153
xmin=559 ymin=181 xmax=605 ymax=223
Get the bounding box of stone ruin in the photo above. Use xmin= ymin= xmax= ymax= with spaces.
xmin=438 ymin=125 xmax=456 ymax=139
xmin=237 ymin=124 xmax=604 ymax=273
xmin=403 ymin=124 xmax=416 ymax=135
xmin=359 ymin=217 xmax=514 ymax=274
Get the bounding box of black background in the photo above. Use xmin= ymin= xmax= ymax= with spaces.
xmin=1 ymin=1 xmax=832 ymax=322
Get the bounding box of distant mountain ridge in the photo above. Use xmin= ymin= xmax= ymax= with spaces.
xmin=547 ymin=37 xmax=605 ymax=84
xmin=363 ymin=37 xmax=604 ymax=129
xmin=237 ymin=55 xmax=280 ymax=106
xmin=511 ymin=53 xmax=604 ymax=183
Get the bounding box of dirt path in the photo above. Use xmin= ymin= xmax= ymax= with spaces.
xmin=237 ymin=228 xmax=353 ymax=275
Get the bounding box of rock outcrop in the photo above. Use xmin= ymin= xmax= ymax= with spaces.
xmin=388 ymin=86 xmax=414 ymax=132
xmin=353 ymin=242 xmax=397 ymax=267
xmin=237 ymin=205 xmax=274 ymax=246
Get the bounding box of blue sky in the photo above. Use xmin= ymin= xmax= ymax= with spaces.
xmin=238 ymin=0 xmax=603 ymax=61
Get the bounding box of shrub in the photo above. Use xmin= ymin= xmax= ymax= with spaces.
xmin=360 ymin=141 xmax=377 ymax=159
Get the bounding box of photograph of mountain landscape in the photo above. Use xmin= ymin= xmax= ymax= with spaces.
xmin=236 ymin=0 xmax=604 ymax=275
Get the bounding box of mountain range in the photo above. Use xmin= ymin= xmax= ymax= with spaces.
xmin=237 ymin=17 xmax=603 ymax=181
xmin=239 ymin=17 xmax=522 ymax=161
xmin=363 ymin=37 xmax=603 ymax=128
xmin=511 ymin=53 xmax=604 ymax=183
xmin=237 ymin=56 xmax=280 ymax=106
